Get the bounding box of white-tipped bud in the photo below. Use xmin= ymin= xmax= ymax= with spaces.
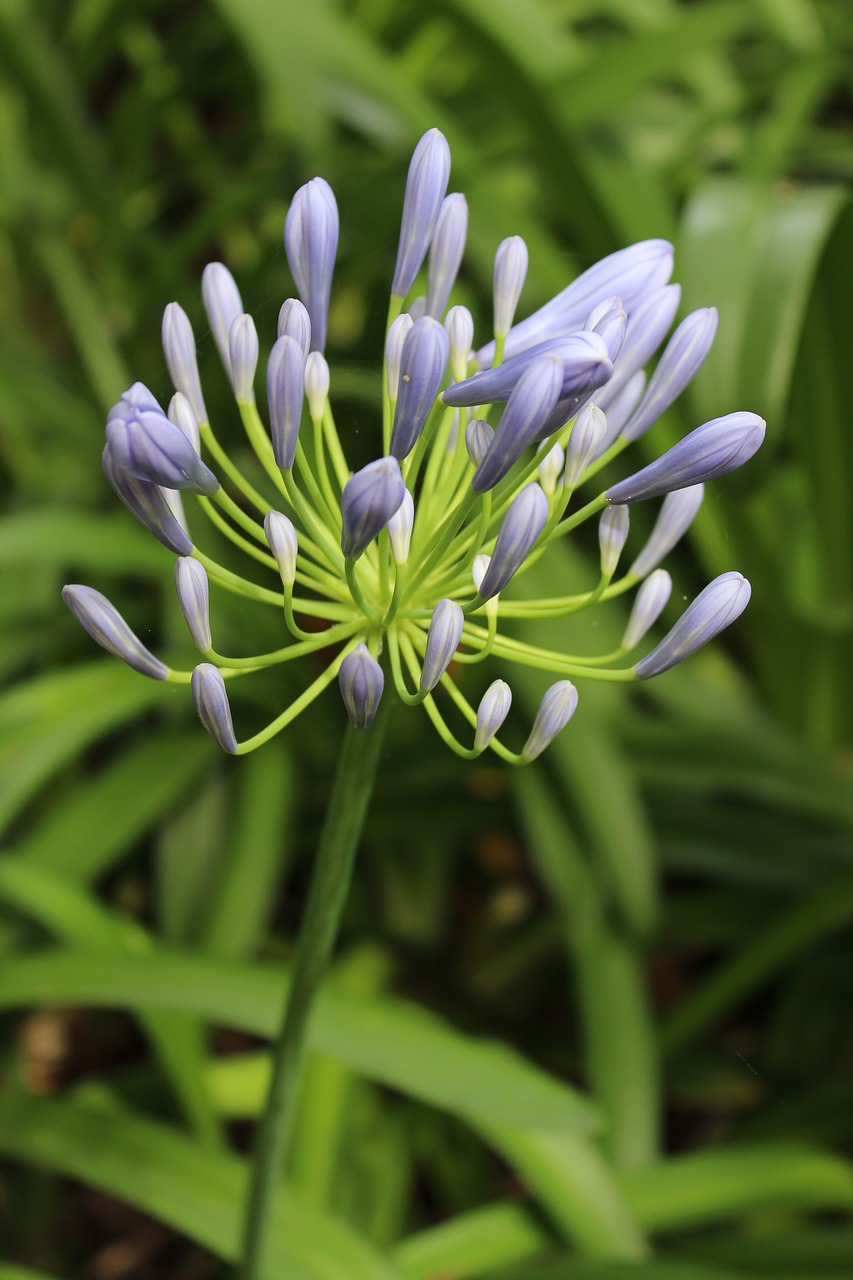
xmin=563 ymin=403 xmax=607 ymax=489
xmin=584 ymin=295 xmax=621 ymax=331
xmin=522 ymin=681 xmax=578 ymax=761
xmin=192 ymin=663 xmax=238 ymax=754
xmin=472 ymin=553 xmax=498 ymax=618
xmin=264 ymin=511 xmax=299 ymax=587
xmin=174 ymin=557 xmax=212 ymax=652
xmin=162 ymin=302 xmax=206 ymax=424
xmin=277 ymin=298 xmax=312 ymax=360
xmin=229 ymin=314 xmax=259 ymax=402
xmin=598 ymin=504 xmax=630 ymax=576
xmin=202 ymin=262 xmax=244 ymax=376
xmin=426 ymin=192 xmax=468 ymax=318
xmin=446 ymin=304 xmax=474 ymax=383
xmin=475 ymin=680 xmax=512 ymax=753
xmin=537 ymin=440 xmax=565 ymax=496
xmin=385 ymin=313 xmax=414 ymax=402
xmin=168 ymin=392 xmax=201 ymax=454
xmin=493 ymin=236 xmax=528 ymax=337
xmin=420 ymin=598 xmax=465 ymax=693
xmin=386 ymin=488 xmax=414 ymax=564
xmin=304 ymin=351 xmax=330 ymax=420
xmin=622 ymin=569 xmax=672 ymax=651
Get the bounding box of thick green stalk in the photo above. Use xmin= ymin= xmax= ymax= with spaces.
xmin=237 ymin=699 xmax=391 ymax=1280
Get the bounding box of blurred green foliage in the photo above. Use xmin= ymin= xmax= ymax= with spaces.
xmin=1 ymin=0 xmax=853 ymax=1276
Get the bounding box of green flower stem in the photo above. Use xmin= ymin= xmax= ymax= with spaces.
xmin=197 ymin=497 xmax=280 ymax=572
xmin=199 ymin=421 xmax=271 ymax=517
xmin=345 ymin=559 xmax=383 ymax=623
xmin=237 ymin=693 xmax=392 ymax=1280
xmin=387 ymin=627 xmax=426 ymax=705
xmin=194 ymin=552 xmax=284 ymax=607
xmin=206 ymin=622 xmax=361 ymax=670
xmin=321 ymin=403 xmax=351 ymax=490
xmin=234 ymin=641 xmax=358 ymax=756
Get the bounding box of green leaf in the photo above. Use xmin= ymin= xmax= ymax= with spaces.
xmin=0 ymin=508 xmax=170 ymax=574
xmin=393 ymin=1202 xmax=549 ymax=1280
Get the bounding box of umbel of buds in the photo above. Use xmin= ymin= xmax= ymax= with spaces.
xmin=64 ymin=129 xmax=763 ymax=761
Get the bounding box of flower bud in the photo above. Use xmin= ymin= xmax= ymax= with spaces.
xmin=591 ymin=303 xmax=627 ymax=364
xmin=634 ymin=571 xmax=751 ymax=679
xmin=304 ymin=351 xmax=330 ymax=420
xmin=605 ymin=412 xmax=765 ymax=505
xmin=426 ymin=193 xmax=467 ymax=318
xmin=630 ymin=484 xmax=704 ymax=578
xmin=522 ymin=681 xmax=578 ymax=761
xmin=389 ymin=317 xmax=449 ymax=460
xmin=599 ymin=504 xmax=630 ymax=576
xmin=338 ymin=644 xmax=385 ymax=728
xmin=445 ymin=305 xmax=474 ymax=382
xmin=277 ymin=298 xmax=312 ymax=360
xmin=191 ymin=663 xmax=238 ymax=753
xmin=102 ymin=445 xmax=194 ymax=556
xmin=385 ymin=313 xmax=414 ymax=402
xmin=477 ymin=483 xmax=549 ymax=599
xmin=537 ymin=441 xmax=565 ymax=496
xmin=472 ymin=356 xmax=564 ymax=493
xmin=465 ymin=418 xmax=495 ymax=468
xmin=109 ymin=382 xmax=162 ymax=420
xmin=168 ymin=392 xmax=201 ymax=454
xmin=592 ymin=371 xmax=646 ymax=456
xmin=341 ymin=457 xmax=406 ymax=560
xmin=595 ymin=285 xmax=681 ymax=412
xmin=475 ymin=680 xmax=512 ymax=752
xmin=202 ymin=263 xmax=243 ymax=377
xmin=62 ymin=584 xmax=168 ymax=680
xmin=174 ymin=557 xmax=212 ymax=651
xmin=386 ymin=488 xmax=414 ymax=564
xmin=284 ymin=176 xmax=339 ymax=353
xmin=392 ymin=128 xmax=452 ymax=298
xmin=407 ymin=296 xmax=427 ymax=321
xmin=494 ymin=236 xmax=528 ymax=338
xmin=420 ymin=598 xmax=465 ymax=693
xmin=228 ymin=314 xmax=259 ymax=402
xmin=267 ymin=336 xmax=305 ymax=470
xmin=584 ymin=295 xmax=621 ymax=330
xmin=622 ymin=570 xmax=672 ymax=650
xmin=445 ymin=331 xmax=611 ymax=409
xmin=106 ymin=408 xmax=219 ymax=495
xmin=162 ymin=303 xmax=206 ymax=423
xmin=563 ymin=403 xmax=607 ymax=488
xmin=264 ymin=511 xmax=298 ymax=587
xmin=623 ymin=308 xmax=718 ymax=443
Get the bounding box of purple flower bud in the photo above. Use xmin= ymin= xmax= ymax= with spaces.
xmin=62 ymin=584 xmax=168 ymax=680
xmin=267 ymin=336 xmax=305 ymax=470
xmin=635 ymin=571 xmax=751 ymax=679
xmin=622 ymin=569 xmax=672 ymax=650
xmin=522 ymin=681 xmax=578 ymax=761
xmin=202 ymin=263 xmax=244 ymax=377
xmin=426 ymin=193 xmax=467 ymax=318
xmin=284 ymin=176 xmax=339 ymax=354
xmin=174 ymin=557 xmax=212 ymax=651
xmin=623 ymin=308 xmax=718 ymax=443
xmin=537 ymin=441 xmax=565 ymax=495
xmin=606 ymin=412 xmax=765 ymax=505
xmin=162 ymin=303 xmax=206 ymax=423
xmin=277 ymin=298 xmax=312 ymax=360
xmin=591 ymin=303 xmax=627 ymax=363
xmin=392 ymin=128 xmax=452 ymax=298
xmin=341 ymin=456 xmax=406 ymax=560
xmin=168 ymin=393 xmax=201 ymax=454
xmin=106 ymin=408 xmax=219 ymax=495
xmin=102 ymin=444 xmax=194 ymax=556
xmin=477 ymin=239 xmax=674 ymax=365
xmin=192 ymin=663 xmax=238 ymax=753
xmin=445 ymin=331 xmax=611 ymax=409
xmin=494 ymin=236 xmax=528 ymax=338
xmin=595 ymin=285 xmax=681 ymax=412
xmin=445 ymin=305 xmax=474 ymax=382
xmin=420 ymin=598 xmax=465 ymax=693
xmin=475 ymin=679 xmax=512 ymax=752
xmin=338 ymin=644 xmax=385 ymax=729
xmin=385 ymin=313 xmax=414 ymax=401
xmin=407 ymin=296 xmax=427 ymax=321
xmin=305 ymin=351 xmax=330 ymax=420
xmin=229 ymin=314 xmax=259 ymax=402
xmin=472 ymin=356 xmax=564 ymax=493
xmin=264 ymin=510 xmax=298 ymax=587
xmin=477 ymin=483 xmax=549 ymax=599
xmin=592 ymin=371 xmax=646 ymax=457
xmin=386 ymin=488 xmax=414 ymax=564
xmin=599 ymin=504 xmax=630 ymax=575
xmin=584 ymin=295 xmax=621 ymax=330
xmin=389 ymin=317 xmax=449 ymax=460
xmin=563 ymin=403 xmax=607 ymax=488
xmin=109 ymin=382 xmax=163 ymax=421
xmin=630 ymin=484 xmax=704 ymax=578
xmin=465 ymin=418 xmax=495 ymax=468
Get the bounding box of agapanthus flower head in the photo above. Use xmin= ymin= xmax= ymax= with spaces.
xmin=66 ymin=128 xmax=763 ymax=763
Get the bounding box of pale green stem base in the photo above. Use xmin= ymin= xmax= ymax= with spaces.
xmin=237 ymin=698 xmax=392 ymax=1280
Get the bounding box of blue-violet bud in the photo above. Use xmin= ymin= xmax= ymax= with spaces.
xmin=630 ymin=484 xmax=704 ymax=578
xmin=445 ymin=305 xmax=474 ymax=382
xmin=338 ymin=644 xmax=385 ymax=728
xmin=445 ymin=330 xmax=611 ymax=409
xmin=623 ymin=307 xmax=718 ymax=443
xmin=599 ymin=504 xmax=630 ymax=576
xmin=595 ymin=285 xmax=681 ymax=412
xmin=477 ymin=483 xmax=549 ymax=599
xmin=420 ymin=598 xmax=465 ymax=693
xmin=201 ymin=263 xmax=243 ymax=376
xmin=305 ymin=351 xmax=330 ymax=420
xmin=465 ymin=418 xmax=495 ymax=468
xmin=392 ymin=128 xmax=452 ymax=298
xmin=62 ymin=585 xmax=168 ymax=680
xmin=622 ymin=569 xmax=672 ymax=650
xmin=284 ymin=176 xmax=339 ymax=354
xmin=386 ymin=488 xmax=414 ymax=564
xmin=162 ymin=303 xmax=206 ymax=423
xmin=229 ymin=314 xmax=259 ymax=402
xmin=109 ymin=382 xmax=162 ymax=420
xmin=341 ymin=457 xmax=406 ymax=560
xmin=563 ymin=403 xmax=606 ymax=488
xmin=192 ymin=663 xmax=238 ymax=753
xmin=592 ymin=371 xmax=646 ymax=456
xmin=102 ymin=444 xmax=194 ymax=556
xmin=494 ymin=236 xmax=528 ymax=338
xmin=605 ymin=412 xmax=765 ymax=505
xmin=472 ymin=355 xmax=564 ymax=492
xmin=264 ymin=510 xmax=298 ymax=587
xmin=475 ymin=680 xmax=513 ymax=752
xmin=267 ymin=336 xmax=305 ymax=470
xmin=634 ymin=571 xmax=751 ymax=678
xmin=426 ymin=193 xmax=468 ymax=318
xmin=277 ymin=297 xmax=312 ymax=360
xmin=174 ymin=557 xmax=212 ymax=652
xmin=385 ymin=313 xmax=414 ymax=401
xmin=389 ymin=317 xmax=449 ymax=460
xmin=106 ymin=408 xmax=219 ymax=495
xmin=522 ymin=681 xmax=579 ymax=761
